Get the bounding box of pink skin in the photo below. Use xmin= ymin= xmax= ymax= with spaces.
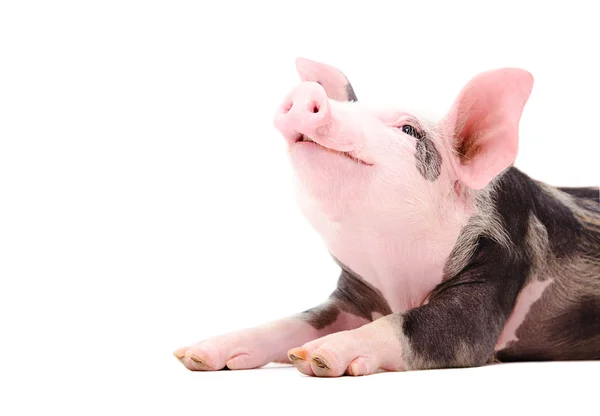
xmin=175 ymin=311 xmax=370 ymax=371
xmin=175 ymin=58 xmax=533 ymax=377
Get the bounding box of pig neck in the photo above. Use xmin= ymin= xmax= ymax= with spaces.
xmin=303 ymin=196 xmax=469 ymax=313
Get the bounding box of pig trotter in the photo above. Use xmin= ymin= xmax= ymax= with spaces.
xmin=289 ymin=316 xmax=404 ymax=377
xmin=312 ymin=356 xmax=329 ymax=369
xmin=174 ymin=296 xmax=372 ymax=372
xmin=288 ymin=353 xmax=303 ymax=362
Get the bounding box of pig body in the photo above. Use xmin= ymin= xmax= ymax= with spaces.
xmin=175 ymin=59 xmax=600 ymax=376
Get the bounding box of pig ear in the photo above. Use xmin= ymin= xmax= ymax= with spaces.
xmin=295 ymin=57 xmax=358 ymax=102
xmin=444 ymin=68 xmax=534 ymax=190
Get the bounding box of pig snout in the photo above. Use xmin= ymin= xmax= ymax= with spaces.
xmin=274 ymin=82 xmax=331 ymax=144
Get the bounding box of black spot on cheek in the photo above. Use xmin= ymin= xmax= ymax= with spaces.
xmin=415 ymin=135 xmax=442 ymax=181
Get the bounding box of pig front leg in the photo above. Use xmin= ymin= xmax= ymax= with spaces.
xmin=174 ymin=267 xmax=393 ymax=371
xmin=289 ymin=237 xmax=525 ymax=376
xmin=173 ymin=306 xmax=365 ymax=371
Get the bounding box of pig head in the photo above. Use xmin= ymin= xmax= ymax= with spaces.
xmin=273 ymin=58 xmax=533 ymax=233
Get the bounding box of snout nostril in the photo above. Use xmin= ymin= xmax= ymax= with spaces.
xmin=312 ymin=104 xmax=319 ymax=114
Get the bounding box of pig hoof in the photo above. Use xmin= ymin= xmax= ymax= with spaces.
xmin=175 ymin=341 xmax=269 ymax=371
xmin=288 ymin=353 xmax=303 ymax=362
xmin=189 ymin=355 xmax=203 ymax=364
xmin=173 ymin=348 xmax=187 ymax=360
xmin=185 ymin=350 xmax=217 ymax=371
xmin=288 ymin=347 xmax=315 ymax=376
xmin=173 ymin=343 xmax=223 ymax=371
xmin=291 ymin=319 xmax=403 ymax=377
xmin=312 ymin=356 xmax=330 ymax=369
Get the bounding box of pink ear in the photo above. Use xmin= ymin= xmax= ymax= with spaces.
xmin=444 ymin=68 xmax=534 ymax=190
xmin=295 ymin=57 xmax=358 ymax=102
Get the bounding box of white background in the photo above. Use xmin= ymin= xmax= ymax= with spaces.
xmin=1 ymin=1 xmax=599 ymax=415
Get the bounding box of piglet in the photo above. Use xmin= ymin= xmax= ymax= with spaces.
xmin=174 ymin=58 xmax=600 ymax=376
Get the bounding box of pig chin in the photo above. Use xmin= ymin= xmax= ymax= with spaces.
xmin=287 ymin=136 xmax=374 ymax=208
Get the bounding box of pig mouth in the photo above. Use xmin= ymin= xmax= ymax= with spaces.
xmin=296 ymin=135 xmax=372 ymax=166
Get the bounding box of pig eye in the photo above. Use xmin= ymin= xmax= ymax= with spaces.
xmin=401 ymin=124 xmax=421 ymax=139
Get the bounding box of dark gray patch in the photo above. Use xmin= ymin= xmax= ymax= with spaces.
xmin=301 ymin=303 xmax=341 ymax=330
xmin=497 ymin=295 xmax=600 ymax=362
xmin=301 ymin=258 xmax=392 ymax=330
xmin=489 ymin=168 xmax=583 ymax=259
xmin=461 ymin=168 xmax=599 ymax=363
xmin=345 ymin=83 xmax=358 ymax=102
xmin=415 ymin=134 xmax=442 ymax=181
xmin=558 ymin=186 xmax=600 ymax=203
xmin=315 ymin=80 xmax=357 ymax=102
xmin=549 ymin=296 xmax=600 ymax=342
xmin=331 ymin=260 xmax=393 ymax=320
xmin=402 ymin=236 xmax=529 ymax=369
xmin=569 ymin=191 xmax=600 ymax=216
xmin=402 ymin=167 xmax=599 ymax=369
